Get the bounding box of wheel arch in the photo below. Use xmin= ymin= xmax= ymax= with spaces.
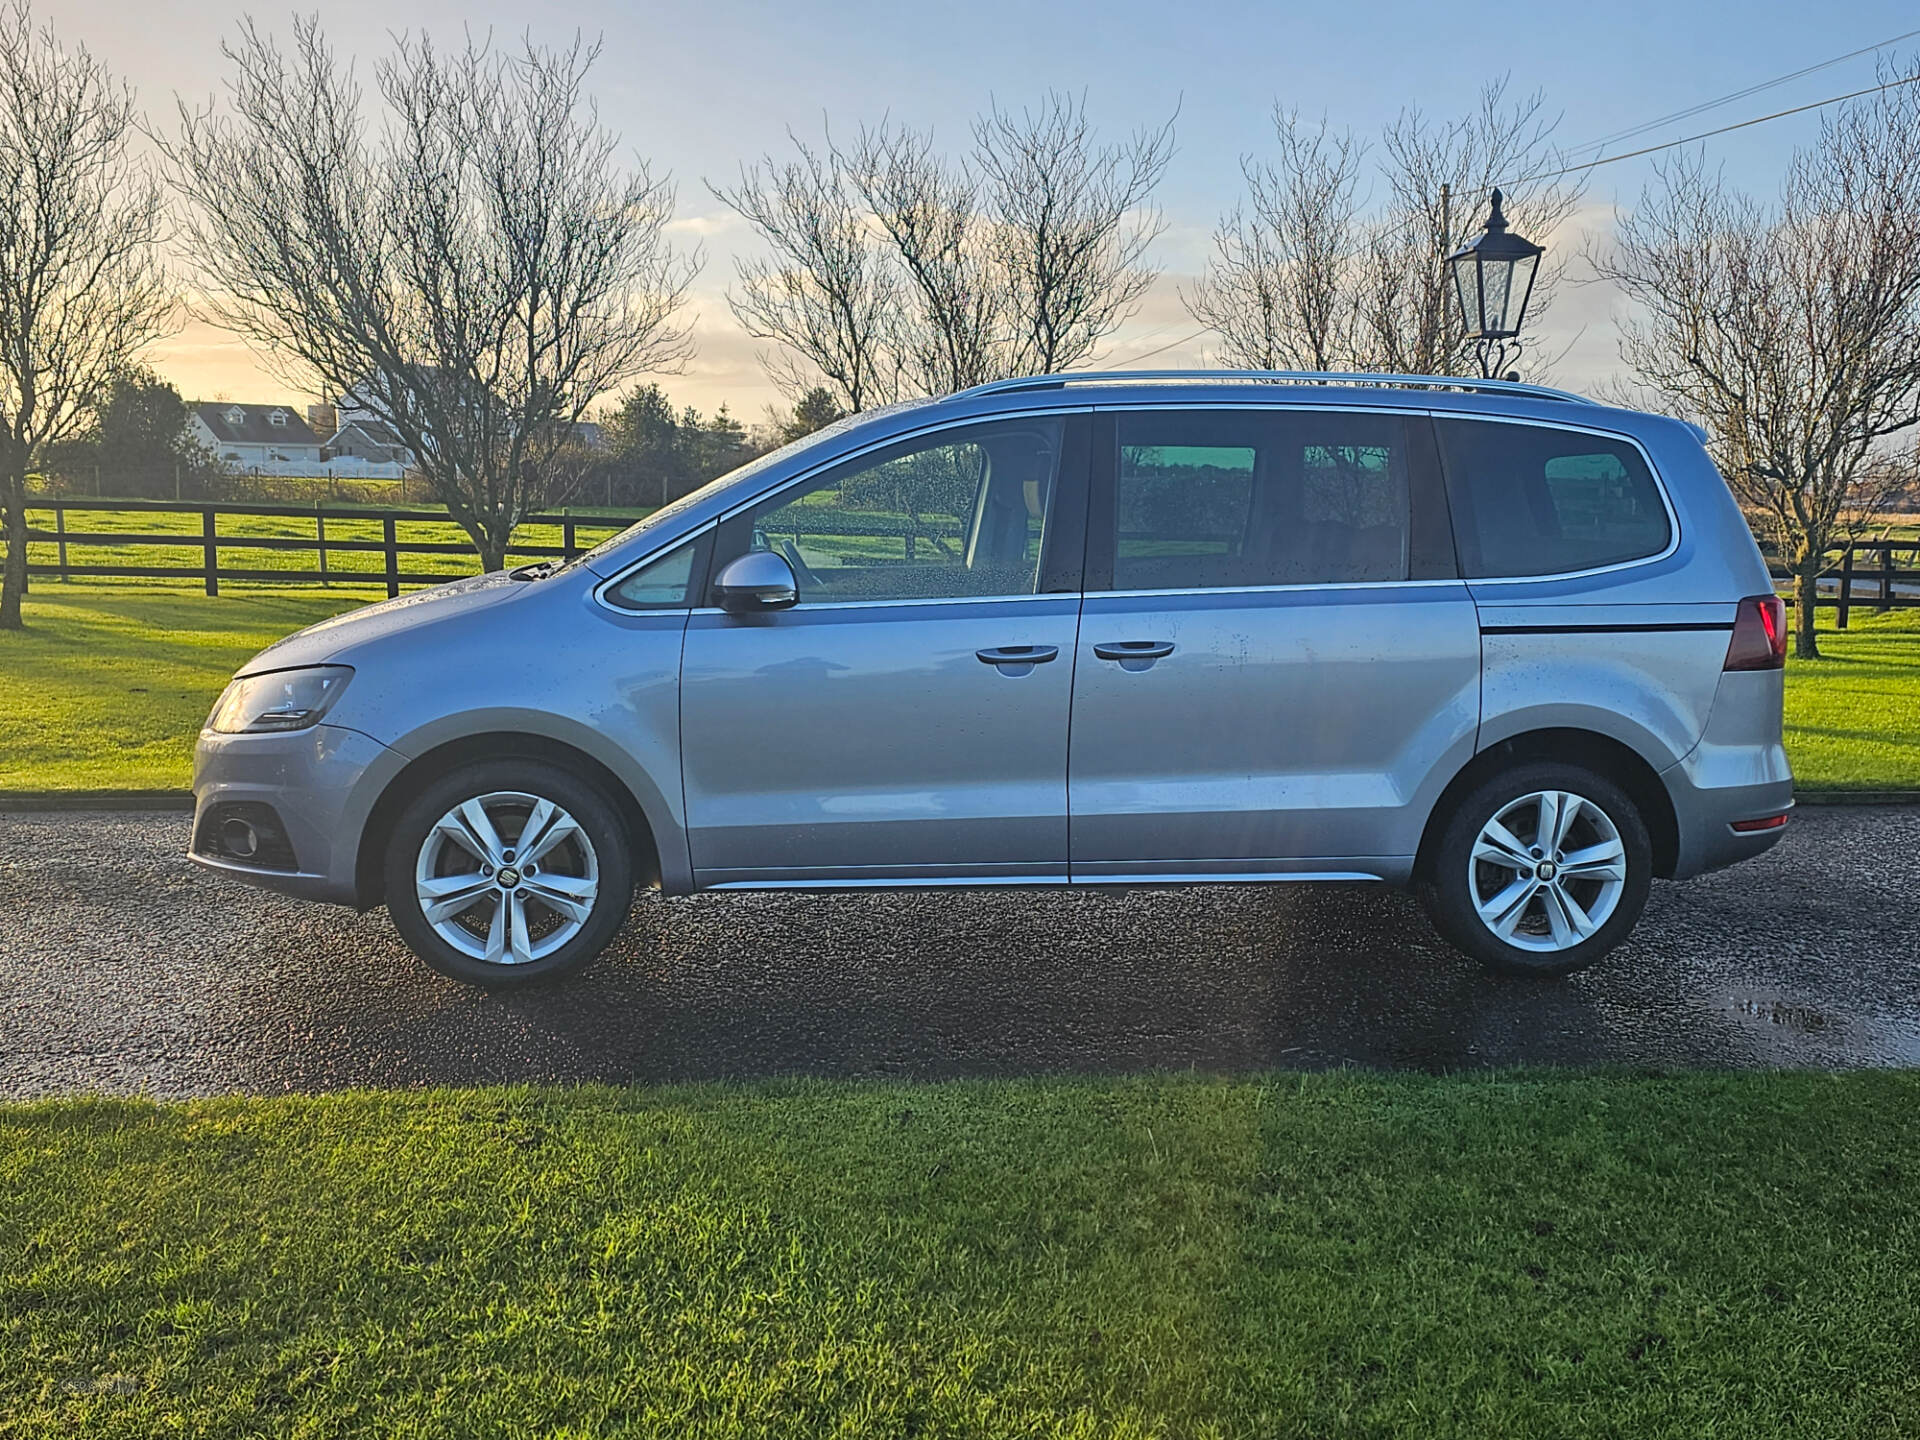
xmin=1415 ymin=728 xmax=1680 ymax=883
xmin=353 ymin=731 xmax=666 ymax=909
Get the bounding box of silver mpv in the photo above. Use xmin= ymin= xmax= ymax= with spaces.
xmin=191 ymin=372 xmax=1793 ymax=986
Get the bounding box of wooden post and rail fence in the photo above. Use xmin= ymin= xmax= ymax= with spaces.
xmin=4 ymin=497 xmax=1919 ymax=616
xmin=8 ymin=498 xmax=628 ymax=599
xmin=1757 ymin=538 xmax=1920 ymax=626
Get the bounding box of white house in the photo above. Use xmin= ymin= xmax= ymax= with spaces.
xmin=188 ymin=402 xmax=325 ymax=474
xmin=335 ymin=380 xmax=420 ymax=471
xmin=324 ymin=416 xmax=412 ymax=472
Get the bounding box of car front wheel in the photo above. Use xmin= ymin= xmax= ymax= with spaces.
xmin=1421 ymin=761 xmax=1652 ymax=978
xmin=384 ymin=760 xmax=634 ymax=987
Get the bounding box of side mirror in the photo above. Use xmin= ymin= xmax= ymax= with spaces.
xmin=712 ymin=550 xmax=799 ymax=614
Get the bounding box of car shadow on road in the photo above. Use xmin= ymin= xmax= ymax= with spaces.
xmin=224 ymin=882 xmax=1645 ymax=1092
xmin=16 ymin=809 xmax=1915 ymax=1099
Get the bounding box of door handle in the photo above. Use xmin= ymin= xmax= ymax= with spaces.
xmin=976 ymin=644 xmax=1060 ymax=667
xmin=1093 ymin=640 xmax=1175 ymax=662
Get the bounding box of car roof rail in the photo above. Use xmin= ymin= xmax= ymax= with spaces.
xmin=952 ymin=369 xmax=1594 ymax=405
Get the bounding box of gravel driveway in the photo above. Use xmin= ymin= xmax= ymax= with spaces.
xmin=2 ymin=806 xmax=1916 ymax=1099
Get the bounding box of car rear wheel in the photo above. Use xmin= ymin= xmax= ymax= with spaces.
xmin=384 ymin=760 xmax=633 ymax=987
xmin=1420 ymin=761 xmax=1652 ymax=977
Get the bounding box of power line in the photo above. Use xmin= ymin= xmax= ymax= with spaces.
xmin=1507 ymin=71 xmax=1920 ymax=187
xmin=1120 ymin=326 xmax=1210 ymax=365
xmin=1138 ymin=42 xmax=1920 ymax=360
xmin=1563 ymin=27 xmax=1920 ymax=155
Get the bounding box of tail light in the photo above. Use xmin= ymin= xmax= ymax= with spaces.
xmin=1724 ymin=594 xmax=1786 ymax=671
xmin=1730 ymin=813 xmax=1789 ymax=833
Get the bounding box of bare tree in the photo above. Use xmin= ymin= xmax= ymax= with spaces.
xmin=1596 ymin=70 xmax=1920 ymax=658
xmin=712 ymin=135 xmax=901 ymax=414
xmin=0 ymin=2 xmax=168 ymax=630
xmin=1360 ymin=80 xmax=1580 ymax=375
xmin=718 ymin=94 xmax=1174 ymax=407
xmin=170 ymin=21 xmax=696 ymax=571
xmin=975 ymin=92 xmax=1174 ymax=376
xmin=1185 ymin=109 xmax=1365 ymax=370
xmin=848 ymin=122 xmax=1002 ymax=395
xmin=1187 ymin=78 xmax=1581 ymax=379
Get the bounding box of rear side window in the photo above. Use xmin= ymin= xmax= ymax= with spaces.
xmin=1111 ymin=410 xmax=1414 ymax=590
xmin=1435 ymin=419 xmax=1671 ymax=578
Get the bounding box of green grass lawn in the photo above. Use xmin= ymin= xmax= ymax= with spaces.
xmin=0 ymin=586 xmax=369 ymax=791
xmin=4 ymin=1072 xmax=1917 ymax=1437
xmin=1782 ymin=608 xmax=1920 ymax=789
xmin=1 ymin=584 xmax=1916 ymax=793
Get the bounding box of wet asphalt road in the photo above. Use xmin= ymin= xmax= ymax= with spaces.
xmin=1 ymin=807 xmax=1917 ymax=1099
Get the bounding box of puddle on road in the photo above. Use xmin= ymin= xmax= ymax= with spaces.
xmin=1732 ymin=995 xmax=1832 ymax=1034
xmin=1725 ymin=990 xmax=1920 ymax=1065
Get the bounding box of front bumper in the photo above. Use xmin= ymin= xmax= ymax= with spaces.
xmin=189 ymin=723 xmax=402 ymax=905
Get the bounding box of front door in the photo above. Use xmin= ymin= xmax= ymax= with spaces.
xmin=681 ymin=414 xmax=1088 ymax=886
xmin=1068 ymin=405 xmax=1481 ymax=879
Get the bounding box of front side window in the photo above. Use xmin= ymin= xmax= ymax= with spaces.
xmin=1111 ymin=409 xmax=1414 ymax=590
xmin=1436 ymin=419 xmax=1671 ymax=578
xmin=738 ymin=418 xmax=1064 ymax=603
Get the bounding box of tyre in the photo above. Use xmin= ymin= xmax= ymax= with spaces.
xmin=384 ymin=759 xmax=634 ymax=987
xmin=1420 ymin=761 xmax=1652 ymax=978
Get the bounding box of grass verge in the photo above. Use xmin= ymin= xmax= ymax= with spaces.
xmin=1782 ymin=608 xmax=1920 ymax=789
xmin=0 ymin=586 xmax=366 ymax=790
xmin=4 ymin=1072 xmax=1918 ymax=1437
xmin=0 ymin=585 xmax=1917 ymax=793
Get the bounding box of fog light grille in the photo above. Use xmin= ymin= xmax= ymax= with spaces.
xmin=194 ymin=801 xmax=298 ymax=871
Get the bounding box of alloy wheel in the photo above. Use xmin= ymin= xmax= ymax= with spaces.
xmin=413 ymin=790 xmax=600 ymax=965
xmin=1468 ymin=789 xmax=1628 ymax=953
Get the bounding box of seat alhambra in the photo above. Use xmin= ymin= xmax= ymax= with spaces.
xmin=190 ymin=372 xmax=1792 ymax=986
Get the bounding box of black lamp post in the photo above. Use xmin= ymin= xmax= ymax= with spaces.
xmin=1445 ymin=188 xmax=1543 ymax=380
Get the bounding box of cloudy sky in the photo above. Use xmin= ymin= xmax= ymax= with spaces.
xmin=49 ymin=0 xmax=1920 ymax=420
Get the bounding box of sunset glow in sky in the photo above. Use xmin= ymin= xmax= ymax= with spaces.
xmin=48 ymin=0 xmax=1920 ymax=419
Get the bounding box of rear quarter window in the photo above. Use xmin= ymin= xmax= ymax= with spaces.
xmin=1435 ymin=419 xmax=1671 ymax=578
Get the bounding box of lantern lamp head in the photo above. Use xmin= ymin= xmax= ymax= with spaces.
xmin=1446 ymin=188 xmax=1544 ymax=342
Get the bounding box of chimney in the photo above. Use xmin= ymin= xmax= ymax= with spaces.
xmin=307 ymin=403 xmax=338 ymax=437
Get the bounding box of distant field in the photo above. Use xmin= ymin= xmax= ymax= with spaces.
xmin=34 ymin=475 xmax=418 ymax=507
xmin=1840 ymin=513 xmax=1920 ymax=543
xmin=32 ymin=473 xmax=637 ymax=509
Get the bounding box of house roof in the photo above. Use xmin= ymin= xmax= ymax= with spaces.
xmin=191 ymin=402 xmax=322 ymax=447
xmin=327 ymin=418 xmax=406 ymax=448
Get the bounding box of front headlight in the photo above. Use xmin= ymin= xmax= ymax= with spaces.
xmin=207 ymin=666 xmax=353 ymax=735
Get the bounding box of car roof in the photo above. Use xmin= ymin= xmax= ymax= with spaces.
xmin=922 ymin=369 xmax=1616 ymax=422
xmin=911 ymin=370 xmax=1686 ymax=443
xmin=957 ymin=369 xmax=1593 ymax=404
